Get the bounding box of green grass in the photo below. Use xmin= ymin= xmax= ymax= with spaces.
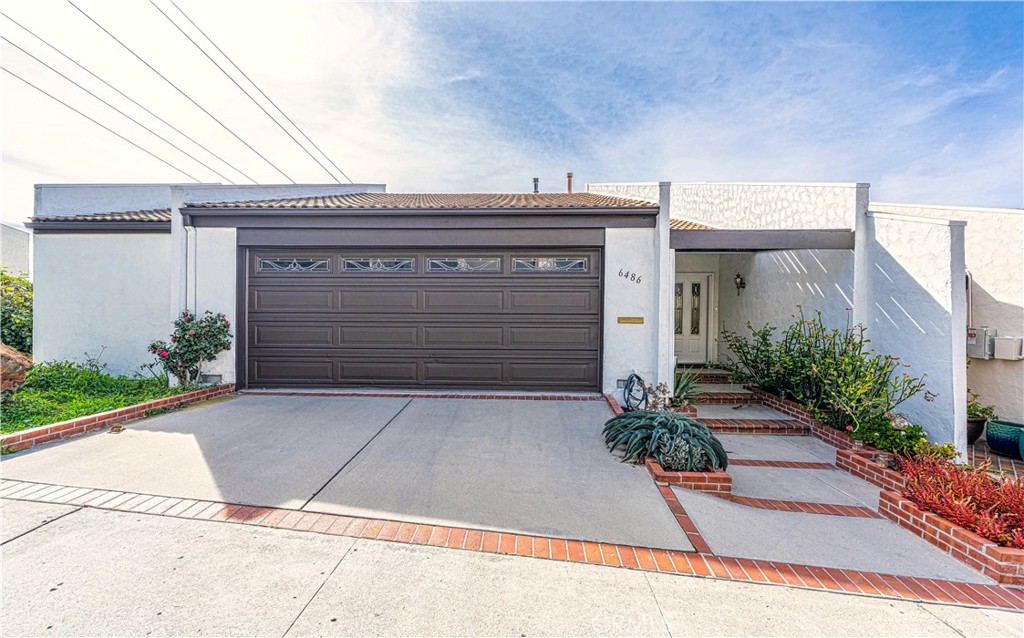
xmin=0 ymin=360 xmax=187 ymax=434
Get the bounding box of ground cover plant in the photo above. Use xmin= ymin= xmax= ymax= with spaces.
xmin=603 ymin=410 xmax=728 ymax=472
xmin=722 ymin=308 xmax=927 ymax=454
xmin=1 ymin=267 xmax=32 ymax=353
xmin=0 ymin=356 xmax=183 ymax=434
xmin=900 ymin=453 xmax=1024 ymax=549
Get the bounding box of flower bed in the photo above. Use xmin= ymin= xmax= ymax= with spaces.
xmin=644 ymin=458 xmax=732 ymax=494
xmin=1 ymin=384 xmax=235 ymax=453
xmin=879 ymin=491 xmax=1024 ymax=585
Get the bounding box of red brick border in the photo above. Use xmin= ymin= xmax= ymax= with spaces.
xmin=3 ymin=478 xmax=1022 ymax=610
xmin=645 ymin=458 xmax=732 ymax=494
xmin=730 ymin=459 xmax=834 ymax=470
xmin=836 ymin=449 xmax=906 ymax=492
xmin=0 ymin=384 xmax=236 ymax=453
xmin=728 ymin=494 xmax=881 ymax=519
xmin=879 ymin=490 xmax=1024 ymax=586
xmin=698 ymin=418 xmax=809 ymax=435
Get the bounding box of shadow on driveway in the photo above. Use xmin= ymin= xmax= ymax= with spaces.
xmin=1 ymin=395 xmax=689 ymax=550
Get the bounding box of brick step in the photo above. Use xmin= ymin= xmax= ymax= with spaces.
xmin=679 ymin=368 xmax=732 ymax=384
xmin=696 ymin=392 xmax=761 ymax=405
xmin=698 ymin=418 xmax=809 ymax=435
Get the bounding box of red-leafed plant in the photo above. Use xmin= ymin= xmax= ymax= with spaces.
xmin=900 ymin=454 xmax=1024 ymax=549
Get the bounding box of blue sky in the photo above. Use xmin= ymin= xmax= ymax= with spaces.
xmin=2 ymin=1 xmax=1021 ymax=219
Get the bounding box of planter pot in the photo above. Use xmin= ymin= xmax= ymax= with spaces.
xmin=966 ymin=417 xmax=987 ymax=445
xmin=986 ymin=420 xmax=1023 ymax=460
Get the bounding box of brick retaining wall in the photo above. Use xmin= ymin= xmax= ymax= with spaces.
xmin=879 ymin=490 xmax=1024 ymax=586
xmin=644 ymin=458 xmax=732 ymax=494
xmin=1 ymin=384 xmax=235 ymax=453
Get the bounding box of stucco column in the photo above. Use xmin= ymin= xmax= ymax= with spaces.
xmin=655 ymin=181 xmax=675 ymax=386
xmin=169 ymin=186 xmax=187 ymax=324
xmin=852 ymin=183 xmax=871 ymax=327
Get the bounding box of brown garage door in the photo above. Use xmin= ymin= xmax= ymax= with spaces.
xmin=245 ymin=249 xmax=601 ymax=389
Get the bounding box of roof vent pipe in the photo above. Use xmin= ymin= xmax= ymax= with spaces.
xmin=533 ymin=177 xmax=539 ymax=194
xmin=566 ymin=172 xmax=573 ymax=194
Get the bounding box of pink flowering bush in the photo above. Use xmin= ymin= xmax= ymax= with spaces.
xmin=149 ymin=310 xmax=232 ymax=386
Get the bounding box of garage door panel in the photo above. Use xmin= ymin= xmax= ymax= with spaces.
xmin=509 ymin=290 xmax=597 ymax=313
xmin=252 ymin=289 xmax=335 ymax=311
xmin=423 ymin=326 xmax=504 ymax=348
xmin=252 ymin=325 xmax=335 ymax=347
xmin=509 ymin=326 xmax=596 ymax=348
xmin=338 ymin=361 xmax=419 ymax=383
xmin=423 ymin=361 xmax=504 ymax=383
xmin=252 ymin=360 xmax=334 ymax=384
xmin=247 ymin=248 xmax=601 ymax=389
xmin=339 ymin=326 xmax=419 ymax=347
xmin=339 ymin=289 xmax=419 ymax=311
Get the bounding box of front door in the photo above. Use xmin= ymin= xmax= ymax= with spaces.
xmin=674 ymin=274 xmax=710 ymax=364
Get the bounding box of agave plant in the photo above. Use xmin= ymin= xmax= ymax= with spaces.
xmin=603 ymin=410 xmax=728 ymax=471
xmin=673 ymin=369 xmax=702 ymax=407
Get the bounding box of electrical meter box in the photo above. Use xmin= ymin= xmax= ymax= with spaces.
xmin=967 ymin=326 xmax=995 ymax=359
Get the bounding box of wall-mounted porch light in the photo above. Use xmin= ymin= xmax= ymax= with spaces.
xmin=734 ymin=273 xmax=746 ymax=295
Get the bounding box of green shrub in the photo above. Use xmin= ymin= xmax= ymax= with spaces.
xmin=721 ymin=307 xmax=928 ymax=455
xmin=149 ymin=310 xmax=232 ymax=386
xmin=0 ymin=357 xmax=179 ymax=434
xmin=1 ymin=267 xmax=32 ymax=353
xmin=603 ymin=410 xmax=728 ymax=471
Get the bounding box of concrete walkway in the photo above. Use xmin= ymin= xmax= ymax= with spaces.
xmin=0 ymin=395 xmax=688 ymax=550
xmin=2 ymin=499 xmax=1020 ymax=637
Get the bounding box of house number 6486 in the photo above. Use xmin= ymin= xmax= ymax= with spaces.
xmin=618 ymin=269 xmax=642 ymax=284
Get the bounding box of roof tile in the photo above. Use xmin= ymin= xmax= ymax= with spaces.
xmin=185 ymin=192 xmax=657 ymax=210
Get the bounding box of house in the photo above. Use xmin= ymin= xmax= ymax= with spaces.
xmin=1 ymin=221 xmax=31 ymax=276
xmin=27 ymin=180 xmax=1024 ymax=455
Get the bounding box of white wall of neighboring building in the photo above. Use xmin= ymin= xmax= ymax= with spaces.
xmin=856 ymin=212 xmax=968 ymax=453
xmin=1 ymin=223 xmax=31 ymax=276
xmin=869 ymin=203 xmax=1024 ymax=423
xmin=33 ymin=233 xmax=171 ymax=374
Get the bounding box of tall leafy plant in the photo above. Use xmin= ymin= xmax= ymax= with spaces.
xmin=1 ymin=267 xmax=32 ymax=353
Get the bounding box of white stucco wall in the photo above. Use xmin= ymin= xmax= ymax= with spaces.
xmin=717 ymin=250 xmax=856 ymax=339
xmin=1 ymin=223 xmax=31 ymax=275
xmin=33 ymin=233 xmax=171 ymax=374
xmin=858 ymin=212 xmax=967 ymax=452
xmin=585 ymin=182 xmax=660 ymax=204
xmin=602 ymin=227 xmax=661 ymax=395
xmin=669 ymin=182 xmax=866 ymax=229
xmin=870 ymin=203 xmax=1023 ymax=423
xmin=189 ymin=227 xmax=238 ymax=383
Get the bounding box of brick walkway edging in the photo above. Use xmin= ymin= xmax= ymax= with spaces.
xmin=2 ymin=478 xmax=1022 ymax=611
xmin=879 ymin=490 xmax=1024 ymax=586
xmin=0 ymin=384 xmax=236 ymax=453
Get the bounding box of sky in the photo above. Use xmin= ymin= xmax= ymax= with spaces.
xmin=1 ymin=1 xmax=1021 ymax=225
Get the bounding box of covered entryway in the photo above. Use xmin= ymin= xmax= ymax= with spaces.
xmin=246 ymin=249 xmax=601 ymax=389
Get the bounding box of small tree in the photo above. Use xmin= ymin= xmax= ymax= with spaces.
xmin=0 ymin=267 xmax=33 ymax=353
xmin=149 ymin=310 xmax=232 ymax=386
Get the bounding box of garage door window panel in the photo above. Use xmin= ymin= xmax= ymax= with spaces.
xmin=511 ymin=257 xmax=589 ymax=273
xmin=426 ymin=257 xmax=501 ymax=273
xmin=342 ymin=257 xmax=415 ymax=273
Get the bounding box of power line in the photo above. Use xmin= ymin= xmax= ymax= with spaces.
xmin=167 ymin=0 xmax=353 ymax=184
xmin=67 ymin=0 xmax=296 ymax=183
xmin=0 ymin=10 xmax=257 ymax=184
xmin=2 ymin=66 xmax=201 ymax=182
xmin=1 ymin=35 xmax=237 ymax=183
xmin=151 ymin=0 xmax=344 ymax=184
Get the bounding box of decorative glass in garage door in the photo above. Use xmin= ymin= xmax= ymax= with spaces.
xmin=511 ymin=257 xmax=588 ymax=273
xmin=342 ymin=257 xmax=415 ymax=273
xmin=257 ymin=257 xmax=330 ymax=273
xmin=426 ymin=257 xmax=501 ymax=273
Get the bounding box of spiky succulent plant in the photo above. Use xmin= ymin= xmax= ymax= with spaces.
xmin=602 ymin=410 xmax=728 ymax=471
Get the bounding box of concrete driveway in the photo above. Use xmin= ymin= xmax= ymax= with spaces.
xmin=1 ymin=395 xmax=688 ymax=550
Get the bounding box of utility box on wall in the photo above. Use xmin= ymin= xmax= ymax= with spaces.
xmin=993 ymin=336 xmax=1024 ymax=361
xmin=967 ymin=326 xmax=995 ymax=359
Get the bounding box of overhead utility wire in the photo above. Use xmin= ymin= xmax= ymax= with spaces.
xmin=1 ymin=35 xmax=237 ymax=184
xmin=2 ymin=67 xmax=201 ymax=181
xmin=167 ymin=0 xmax=353 ymax=184
xmin=152 ymin=1 xmax=342 ymax=184
xmin=0 ymin=10 xmax=256 ymax=183
xmin=67 ymin=0 xmax=296 ymax=183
